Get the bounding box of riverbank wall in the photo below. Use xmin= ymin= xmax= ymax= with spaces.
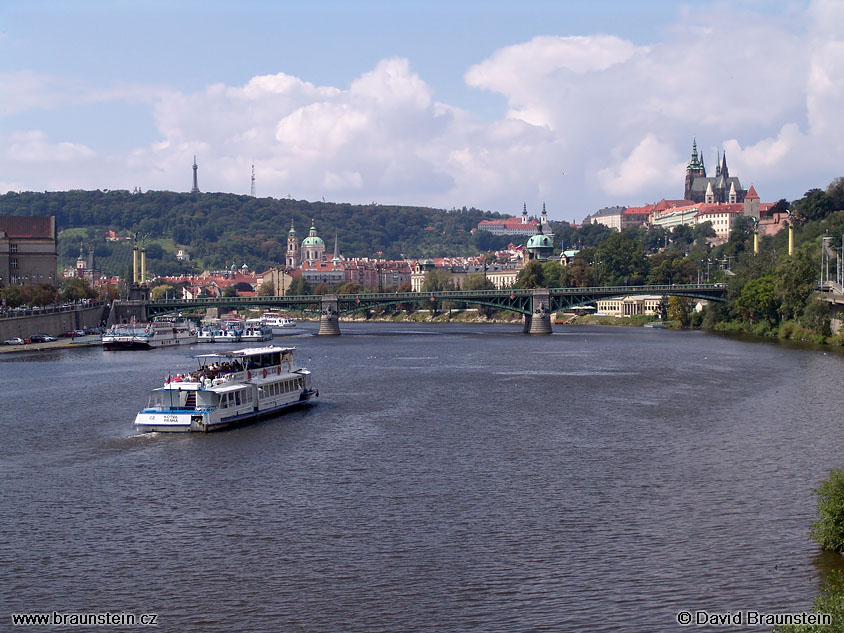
xmin=0 ymin=305 xmax=108 ymax=341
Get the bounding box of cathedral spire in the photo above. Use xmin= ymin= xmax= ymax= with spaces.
xmin=721 ymin=151 xmax=729 ymax=180
xmin=716 ymin=150 xmax=721 ymax=177
xmin=687 ymin=138 xmax=702 ymax=170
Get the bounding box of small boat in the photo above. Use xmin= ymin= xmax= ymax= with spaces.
xmin=261 ymin=312 xmax=296 ymax=334
xmin=103 ymin=319 xmax=197 ymax=350
xmin=644 ymin=321 xmax=666 ymax=329
xmin=133 ymin=345 xmax=318 ymax=432
xmin=198 ymin=319 xmax=244 ymax=343
xmin=241 ymin=319 xmax=273 ymax=342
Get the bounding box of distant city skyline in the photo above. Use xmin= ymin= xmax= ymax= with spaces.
xmin=1 ymin=0 xmax=841 ymax=222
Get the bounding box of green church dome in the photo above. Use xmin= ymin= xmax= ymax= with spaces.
xmin=302 ymin=235 xmax=325 ymax=247
xmin=526 ymin=234 xmax=552 ymax=249
xmin=526 ymin=233 xmax=554 ymax=261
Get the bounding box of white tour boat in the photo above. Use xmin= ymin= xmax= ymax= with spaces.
xmin=134 ymin=345 xmax=318 ymax=432
xmin=103 ymin=320 xmax=197 ymax=350
xmin=241 ymin=319 xmax=273 ymax=342
xmin=261 ymin=312 xmax=296 ymax=334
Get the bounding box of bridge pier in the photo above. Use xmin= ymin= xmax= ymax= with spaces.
xmin=527 ymin=289 xmax=552 ymax=335
xmin=317 ymin=295 xmax=341 ymax=336
xmin=108 ymin=300 xmax=148 ymax=326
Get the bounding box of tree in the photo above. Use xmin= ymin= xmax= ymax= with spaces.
xmin=2 ymin=284 xmax=23 ymax=308
xmin=336 ymin=282 xmax=362 ymax=294
xmin=286 ymin=277 xmax=310 ymax=296
xmin=563 ymin=249 xmax=595 ymax=288
xmin=801 ymin=298 xmax=832 ymax=337
xmin=222 ymin=284 xmax=238 ymax=297
xmin=692 ymin=221 xmax=716 ymax=244
xmin=462 ymin=273 xmax=495 ymax=291
xmin=667 ymin=296 xmax=693 ymax=327
xmin=793 ymin=188 xmax=834 ymax=224
xmin=671 ymin=224 xmax=694 ymax=246
xmin=150 ymin=284 xmax=174 ymax=300
xmin=811 ymin=467 xmax=844 ymax=552
xmin=594 ymin=232 xmax=647 ymax=285
xmin=61 ymin=277 xmax=96 ymax=301
xmin=422 ymin=268 xmax=454 ymax=292
xmin=776 ymin=243 xmax=817 ymax=321
xmin=257 ymin=280 xmax=275 ymax=296
xmin=657 ymin=295 xmax=669 ymax=321
xmin=736 ymin=275 xmax=778 ymax=325
xmin=516 ymin=261 xmax=546 ymax=288
xmin=422 ymin=269 xmax=453 ymax=315
xmin=462 ymin=273 xmax=496 ymax=318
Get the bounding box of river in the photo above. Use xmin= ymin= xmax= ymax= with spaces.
xmin=1 ymin=322 xmax=842 ymax=632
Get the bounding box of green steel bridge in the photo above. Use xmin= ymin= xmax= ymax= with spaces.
xmin=114 ymin=283 xmax=727 ymax=335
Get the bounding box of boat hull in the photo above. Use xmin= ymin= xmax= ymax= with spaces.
xmin=134 ymin=389 xmax=318 ymax=433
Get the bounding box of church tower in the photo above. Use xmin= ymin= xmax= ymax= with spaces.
xmin=684 ymin=139 xmax=706 ymax=200
xmin=286 ymin=220 xmax=300 ymax=268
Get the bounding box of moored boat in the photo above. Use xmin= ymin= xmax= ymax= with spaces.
xmin=261 ymin=312 xmax=296 ymax=334
xmin=133 ymin=345 xmax=318 ymax=432
xmin=103 ymin=319 xmax=197 ymax=350
xmin=241 ymin=319 xmax=273 ymax=342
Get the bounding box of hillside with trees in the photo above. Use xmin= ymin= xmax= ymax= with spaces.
xmin=0 ymin=190 xmax=519 ymax=275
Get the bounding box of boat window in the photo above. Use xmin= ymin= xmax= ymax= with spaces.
xmin=235 ymin=391 xmax=241 ymax=406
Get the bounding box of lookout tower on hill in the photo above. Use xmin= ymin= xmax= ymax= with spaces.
xmin=191 ymin=156 xmax=199 ymax=194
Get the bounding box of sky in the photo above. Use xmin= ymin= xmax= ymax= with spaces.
xmin=1 ymin=0 xmax=842 ymax=222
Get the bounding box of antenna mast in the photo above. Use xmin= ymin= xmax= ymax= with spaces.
xmin=250 ymin=164 xmax=256 ymax=197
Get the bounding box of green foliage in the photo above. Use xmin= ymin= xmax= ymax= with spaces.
xmin=563 ymin=249 xmax=595 ymax=287
xmin=257 ymin=280 xmax=274 ymax=296
xmin=150 ymin=284 xmax=174 ymax=300
xmin=794 ymin=188 xmax=834 ymax=225
xmin=777 ymin=243 xmax=819 ymax=321
xmin=60 ymin=277 xmax=96 ymax=301
xmin=286 ymin=277 xmax=310 ymax=296
xmin=594 ymin=232 xmax=647 ymax=285
xmin=735 ymin=275 xmax=778 ymax=324
xmin=774 ymin=571 xmax=844 ymax=633
xmin=667 ymin=296 xmax=693 ymax=327
xmin=462 ymin=273 xmax=495 ymax=291
xmin=421 ymin=268 xmax=454 ymax=292
xmin=812 ymin=468 xmax=844 ymax=552
xmin=516 ymin=261 xmax=546 ymax=289
xmin=3 ymin=190 xmax=510 ymax=275
xmin=801 ymin=299 xmax=832 ymax=337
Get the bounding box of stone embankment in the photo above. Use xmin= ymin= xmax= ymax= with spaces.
xmin=0 ymin=304 xmax=108 ymax=342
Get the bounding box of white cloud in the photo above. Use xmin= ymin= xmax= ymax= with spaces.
xmin=5 ymin=130 xmax=95 ymax=162
xmin=597 ymin=135 xmax=683 ymax=196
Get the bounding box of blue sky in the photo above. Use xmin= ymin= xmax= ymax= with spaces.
xmin=1 ymin=0 xmax=841 ymax=222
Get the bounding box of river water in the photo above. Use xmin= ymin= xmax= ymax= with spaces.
xmin=2 ymin=322 xmax=843 ymax=632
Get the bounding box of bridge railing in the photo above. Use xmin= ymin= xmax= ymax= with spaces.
xmin=144 ymin=283 xmax=727 ymax=307
xmin=549 ymin=283 xmax=727 ymax=294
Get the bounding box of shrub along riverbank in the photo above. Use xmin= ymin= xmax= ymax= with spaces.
xmin=774 ymin=468 xmax=844 ymax=632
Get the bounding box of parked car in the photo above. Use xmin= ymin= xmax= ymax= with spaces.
xmin=3 ymin=337 xmax=24 ymax=345
xmin=29 ymin=334 xmax=57 ymax=343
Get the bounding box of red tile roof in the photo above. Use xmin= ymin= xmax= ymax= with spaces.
xmin=745 ymin=185 xmax=759 ymax=200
